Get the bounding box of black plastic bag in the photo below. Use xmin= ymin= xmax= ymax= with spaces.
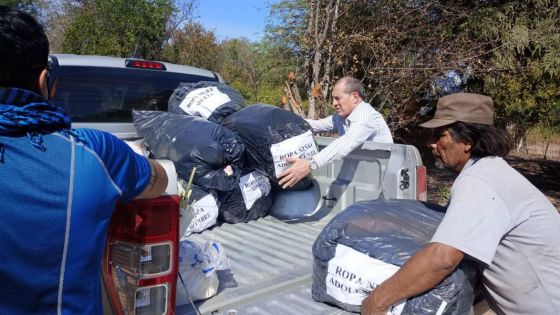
xmin=216 ymin=168 xmax=273 ymax=224
xmin=179 ymin=184 xmax=219 ymax=237
xmin=312 ymin=199 xmax=478 ymax=314
xmin=133 ymin=110 xmax=245 ymax=191
xmin=168 ymin=81 xmax=245 ymax=124
xmin=221 ymin=104 xmax=317 ymax=191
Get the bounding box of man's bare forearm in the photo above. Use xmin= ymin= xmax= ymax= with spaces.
xmin=136 ymin=159 xmax=168 ymax=199
xmin=362 ymin=243 xmax=464 ymax=313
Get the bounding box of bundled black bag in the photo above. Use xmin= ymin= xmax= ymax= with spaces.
xmin=179 ymin=184 xmax=219 ymax=238
xmin=221 ymin=104 xmax=317 ymax=191
xmin=312 ymin=199 xmax=478 ymax=314
xmin=216 ymin=168 xmax=273 ymax=224
xmin=133 ymin=110 xmax=245 ymax=191
xmin=168 ymin=81 xmax=245 ymax=124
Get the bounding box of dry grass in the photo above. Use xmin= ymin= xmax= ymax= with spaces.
xmin=427 ymin=154 xmax=560 ymax=209
xmin=523 ymin=130 xmax=560 ymax=161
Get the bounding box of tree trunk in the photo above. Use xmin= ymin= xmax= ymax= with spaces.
xmin=302 ymin=0 xmax=316 ymax=117
xmin=304 ymin=0 xmax=340 ymax=119
xmin=507 ymin=123 xmax=528 ymax=154
xmin=283 ymin=72 xmax=305 ymax=117
xmin=318 ymin=0 xmax=339 ymax=118
xmin=543 ymin=136 xmax=550 ymax=160
xmin=515 ymin=135 xmax=528 ymax=154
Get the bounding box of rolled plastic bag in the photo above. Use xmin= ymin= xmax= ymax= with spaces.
xmin=168 ymin=81 xmax=245 ymax=124
xmin=178 ymin=182 xmax=219 ymax=239
xmin=133 ymin=110 xmax=245 ymax=191
xmin=221 ymin=104 xmax=317 ymax=190
xmin=216 ymin=169 xmax=273 ymax=224
xmin=176 ymin=240 xmax=229 ymax=304
xmin=312 ymin=199 xmax=478 ymax=314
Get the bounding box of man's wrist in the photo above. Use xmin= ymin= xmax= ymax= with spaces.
xmin=371 ymin=287 xmax=390 ymax=311
xmin=309 ymin=158 xmax=318 ymax=170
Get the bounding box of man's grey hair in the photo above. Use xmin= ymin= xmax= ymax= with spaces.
xmin=335 ymin=76 xmax=366 ymax=98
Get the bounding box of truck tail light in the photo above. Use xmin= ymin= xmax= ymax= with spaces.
xmin=416 ymin=165 xmax=428 ymax=201
xmin=125 ymin=59 xmax=167 ymax=70
xmin=103 ymin=195 xmax=180 ymax=315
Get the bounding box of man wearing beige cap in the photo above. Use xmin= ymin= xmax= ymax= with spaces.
xmin=361 ymin=93 xmax=560 ymax=315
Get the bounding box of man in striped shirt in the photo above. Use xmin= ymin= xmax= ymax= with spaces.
xmin=278 ymin=76 xmax=393 ymax=189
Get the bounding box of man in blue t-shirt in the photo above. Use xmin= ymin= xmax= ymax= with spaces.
xmin=0 ymin=7 xmax=168 ymax=314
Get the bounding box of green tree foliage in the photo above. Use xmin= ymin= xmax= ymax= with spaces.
xmin=267 ymin=0 xmax=340 ymax=118
xmin=218 ymin=39 xmax=256 ymax=100
xmin=265 ymin=0 xmax=308 ymax=54
xmin=61 ymin=0 xmax=175 ymax=59
xmin=468 ymin=0 xmax=560 ymax=150
xmin=255 ymin=40 xmax=298 ymax=104
xmin=264 ymin=0 xmax=310 ymax=106
xmin=162 ymin=21 xmax=221 ymax=70
xmin=217 ymin=38 xmax=295 ymax=104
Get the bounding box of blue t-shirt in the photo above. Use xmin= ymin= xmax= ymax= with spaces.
xmin=0 ymin=128 xmax=151 ymax=314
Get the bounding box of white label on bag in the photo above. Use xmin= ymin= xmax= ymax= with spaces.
xmin=326 ymin=244 xmax=406 ymax=314
xmin=183 ymin=194 xmax=219 ymax=237
xmin=270 ymin=130 xmax=318 ymax=176
xmin=239 ymin=171 xmax=271 ymax=209
xmin=179 ymin=86 xmax=231 ymax=118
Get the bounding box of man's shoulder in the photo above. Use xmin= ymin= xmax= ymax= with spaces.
xmin=350 ymin=101 xmax=382 ymax=120
xmin=72 ymin=128 xmax=135 ymax=159
xmin=460 ymin=157 xmax=510 ymax=177
xmin=349 ymin=102 xmax=391 ymax=132
xmin=73 ymin=128 xmax=122 ymax=147
xmin=71 ymin=128 xmax=151 ymax=200
xmin=454 ymin=157 xmax=533 ymax=203
xmin=73 ymin=127 xmax=114 ymax=140
xmin=356 ymin=101 xmax=378 ymax=113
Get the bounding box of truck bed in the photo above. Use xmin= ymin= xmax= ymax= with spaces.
xmin=178 ymin=215 xmax=347 ymax=315
xmin=177 ymin=139 xmax=424 ymax=315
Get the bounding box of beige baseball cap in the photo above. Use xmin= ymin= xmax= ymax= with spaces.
xmin=420 ymin=93 xmax=494 ymax=128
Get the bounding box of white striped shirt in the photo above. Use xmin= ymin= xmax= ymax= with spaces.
xmin=306 ymin=101 xmax=393 ymax=168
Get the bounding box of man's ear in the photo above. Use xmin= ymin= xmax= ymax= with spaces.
xmin=464 ymin=142 xmax=472 ymax=153
xmin=352 ymin=91 xmax=362 ymax=105
xmin=37 ymin=68 xmax=49 ymax=99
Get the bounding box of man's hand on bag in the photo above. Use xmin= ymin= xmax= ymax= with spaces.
xmin=277 ymin=157 xmax=311 ymax=189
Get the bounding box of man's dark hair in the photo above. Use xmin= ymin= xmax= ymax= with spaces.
xmin=448 ymin=121 xmax=512 ymax=158
xmin=0 ymin=6 xmax=49 ymax=89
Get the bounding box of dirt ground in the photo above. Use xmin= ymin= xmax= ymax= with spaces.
xmin=426 ymin=154 xmax=560 ymax=209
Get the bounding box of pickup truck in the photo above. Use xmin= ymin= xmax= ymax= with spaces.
xmin=49 ymin=54 xmax=489 ymax=315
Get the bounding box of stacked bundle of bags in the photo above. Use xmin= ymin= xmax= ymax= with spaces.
xmin=312 ymin=199 xmax=479 ymax=314
xmin=133 ymin=81 xmax=318 ymax=236
xmin=134 ymin=81 xmax=319 ymax=304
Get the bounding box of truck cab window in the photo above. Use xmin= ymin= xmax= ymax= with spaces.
xmin=49 ymin=66 xmax=215 ymax=122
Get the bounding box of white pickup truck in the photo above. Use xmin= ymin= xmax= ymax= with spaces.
xmin=50 ymin=54 xmax=492 ymax=315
